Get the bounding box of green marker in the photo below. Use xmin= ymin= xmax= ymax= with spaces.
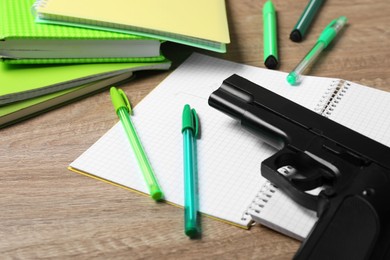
xmin=287 ymin=16 xmax=348 ymax=85
xmin=110 ymin=87 xmax=164 ymax=201
xmin=263 ymin=0 xmax=278 ymax=69
xmin=290 ymin=0 xmax=325 ymax=42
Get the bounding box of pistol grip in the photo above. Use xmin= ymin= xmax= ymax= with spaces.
xmin=295 ymin=195 xmax=379 ymax=260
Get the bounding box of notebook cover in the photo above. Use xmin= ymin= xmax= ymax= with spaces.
xmin=0 ymin=74 xmax=132 ymax=128
xmin=33 ymin=0 xmax=230 ymax=53
xmin=0 ymin=59 xmax=171 ymax=105
xmin=0 ymin=0 xmax=164 ymax=63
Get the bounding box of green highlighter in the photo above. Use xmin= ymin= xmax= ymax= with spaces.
xmin=263 ymin=0 xmax=278 ymax=69
xmin=287 ymin=16 xmax=348 ymax=85
xmin=110 ymin=87 xmax=164 ymax=201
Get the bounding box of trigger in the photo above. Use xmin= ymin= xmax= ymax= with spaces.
xmin=278 ymin=166 xmax=325 ymax=191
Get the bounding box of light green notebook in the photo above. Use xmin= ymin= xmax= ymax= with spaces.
xmin=0 ymin=60 xmax=171 ymax=105
xmin=0 ymin=0 xmax=164 ymax=64
xmin=0 ymin=74 xmax=131 ymax=128
xmin=32 ymin=0 xmax=230 ymax=53
xmin=0 ymin=60 xmax=172 ymax=128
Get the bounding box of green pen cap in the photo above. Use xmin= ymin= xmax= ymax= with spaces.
xmin=181 ymin=104 xmax=199 ymax=138
xmin=110 ymin=86 xmax=133 ymax=115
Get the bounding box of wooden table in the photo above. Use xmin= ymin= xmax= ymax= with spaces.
xmin=1 ymin=0 xmax=389 ymax=258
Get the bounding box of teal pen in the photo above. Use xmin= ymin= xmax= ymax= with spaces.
xmin=287 ymin=16 xmax=348 ymax=85
xmin=181 ymin=104 xmax=201 ymax=238
xmin=263 ymin=0 xmax=278 ymax=69
xmin=110 ymin=87 xmax=164 ymax=201
xmin=290 ymin=0 xmax=325 ymax=42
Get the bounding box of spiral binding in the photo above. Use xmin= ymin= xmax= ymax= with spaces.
xmin=314 ymin=80 xmax=338 ymax=114
xmin=32 ymin=0 xmax=49 ymax=17
xmin=314 ymin=79 xmax=351 ymax=117
xmin=241 ymin=181 xmax=277 ymax=223
xmin=242 ymin=165 xmax=299 ymax=224
xmin=322 ymin=80 xmax=351 ymax=118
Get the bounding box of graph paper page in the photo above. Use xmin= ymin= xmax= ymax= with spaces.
xmin=327 ymin=81 xmax=390 ymax=147
xmin=70 ymin=53 xmax=336 ymax=227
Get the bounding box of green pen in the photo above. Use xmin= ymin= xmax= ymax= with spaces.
xmin=263 ymin=0 xmax=278 ymax=69
xmin=182 ymin=104 xmax=200 ymax=238
xmin=287 ymin=16 xmax=348 ymax=85
xmin=290 ymin=0 xmax=325 ymax=42
xmin=110 ymin=87 xmax=164 ymax=201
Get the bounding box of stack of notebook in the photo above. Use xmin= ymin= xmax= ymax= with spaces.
xmin=0 ymin=0 xmax=179 ymax=127
xmin=1 ymin=0 xmax=230 ymax=128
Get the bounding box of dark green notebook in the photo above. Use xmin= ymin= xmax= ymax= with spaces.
xmin=0 ymin=0 xmax=165 ymax=64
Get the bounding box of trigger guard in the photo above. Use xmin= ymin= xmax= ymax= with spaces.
xmin=262 ymin=162 xmax=319 ymax=211
xmin=261 ymin=150 xmax=321 ymax=211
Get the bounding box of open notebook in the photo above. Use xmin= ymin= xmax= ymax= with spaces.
xmin=69 ymin=53 xmax=390 ymax=232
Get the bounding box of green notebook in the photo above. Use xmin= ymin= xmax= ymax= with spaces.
xmin=0 ymin=0 xmax=165 ymax=64
xmin=0 ymin=60 xmax=171 ymax=105
xmin=0 ymin=74 xmax=131 ymax=128
xmin=0 ymin=60 xmax=172 ymax=128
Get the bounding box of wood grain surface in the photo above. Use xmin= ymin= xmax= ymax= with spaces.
xmin=1 ymin=0 xmax=389 ymax=259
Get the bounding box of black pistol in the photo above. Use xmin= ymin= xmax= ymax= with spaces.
xmin=208 ymin=74 xmax=390 ymax=260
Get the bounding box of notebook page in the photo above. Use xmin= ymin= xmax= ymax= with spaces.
xmin=326 ymin=81 xmax=390 ymax=147
xmin=249 ymin=182 xmax=318 ymax=240
xmin=250 ymin=182 xmax=317 ymax=240
xmin=70 ymin=53 xmax=335 ymax=227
